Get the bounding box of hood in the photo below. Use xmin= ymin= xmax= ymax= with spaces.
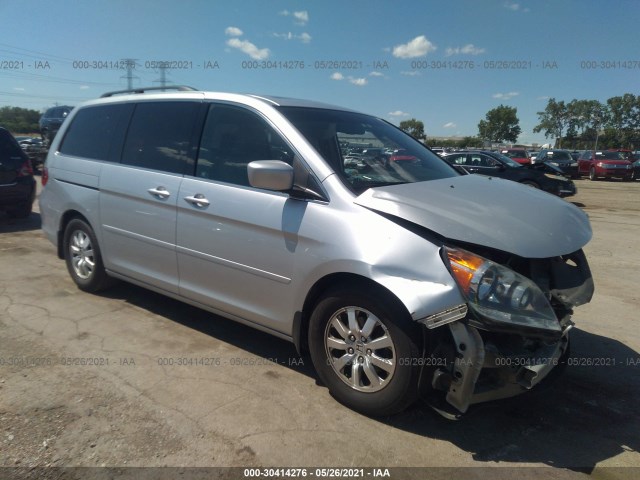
xmin=354 ymin=175 xmax=591 ymax=258
xmin=535 ymin=162 xmax=569 ymax=176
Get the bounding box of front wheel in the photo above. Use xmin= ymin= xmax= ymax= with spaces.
xmin=308 ymin=287 xmax=422 ymax=416
xmin=589 ymin=167 xmax=599 ymax=181
xmin=63 ymin=218 xmax=114 ymax=292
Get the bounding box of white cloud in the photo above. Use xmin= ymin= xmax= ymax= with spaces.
xmin=226 ymin=38 xmax=270 ymax=60
xmin=389 ymin=110 xmax=410 ymax=117
xmin=537 ymin=95 xmax=550 ymax=100
xmin=274 ymin=32 xmax=311 ymax=43
xmin=443 ymin=122 xmax=457 ymax=128
xmin=349 ymin=77 xmax=367 ymax=86
xmin=369 ymin=71 xmax=384 ymax=77
xmin=293 ymin=11 xmax=309 ymax=25
xmin=445 ymin=44 xmax=486 ymax=56
xmin=280 ymin=9 xmax=309 ymax=25
xmin=13 ymin=87 xmax=25 ymax=91
xmin=225 ymin=26 xmax=243 ymax=37
xmin=274 ymin=32 xmax=294 ymax=40
xmin=330 ymin=73 xmax=367 ymax=86
xmin=504 ymin=2 xmax=520 ymax=10
xmin=79 ymin=85 xmax=90 ymax=90
xmin=400 ymin=71 xmax=421 ymax=76
xmin=392 ymin=35 xmax=436 ymax=59
xmin=493 ymin=91 xmax=519 ymax=100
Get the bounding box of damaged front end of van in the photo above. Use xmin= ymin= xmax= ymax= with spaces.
xmin=355 ymin=177 xmax=594 ymax=418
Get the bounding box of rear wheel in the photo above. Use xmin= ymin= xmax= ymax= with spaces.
xmin=308 ymin=286 xmax=422 ymax=416
xmin=63 ymin=219 xmax=114 ymax=292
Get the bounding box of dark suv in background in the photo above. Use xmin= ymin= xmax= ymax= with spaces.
xmin=0 ymin=127 xmax=36 ymax=218
xmin=39 ymin=105 xmax=73 ymax=146
xmin=535 ymin=149 xmax=579 ymax=178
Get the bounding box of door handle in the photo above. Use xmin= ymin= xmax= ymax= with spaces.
xmin=184 ymin=194 xmax=210 ymax=208
xmin=148 ymin=186 xmax=171 ymax=199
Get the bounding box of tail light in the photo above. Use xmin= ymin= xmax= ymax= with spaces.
xmin=18 ymin=158 xmax=33 ymax=177
xmin=42 ymin=166 xmax=49 ymax=186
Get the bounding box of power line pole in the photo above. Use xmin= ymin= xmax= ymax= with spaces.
xmin=153 ymin=62 xmax=169 ymax=90
xmin=120 ymin=59 xmax=138 ymax=90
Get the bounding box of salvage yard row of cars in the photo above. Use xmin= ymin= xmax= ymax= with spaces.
xmin=0 ymin=87 xmax=637 ymax=419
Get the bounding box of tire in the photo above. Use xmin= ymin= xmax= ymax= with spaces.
xmin=63 ymin=218 xmax=114 ymax=292
xmin=589 ymin=167 xmax=598 ymax=181
xmin=520 ymin=180 xmax=540 ymax=189
xmin=7 ymin=201 xmax=33 ymax=219
xmin=308 ymin=286 xmax=421 ymax=416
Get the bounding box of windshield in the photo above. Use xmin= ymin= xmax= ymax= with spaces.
xmin=502 ymin=150 xmax=528 ymax=159
xmin=546 ymin=151 xmax=572 ymax=161
xmin=597 ymin=151 xmax=626 ymax=160
xmin=492 ymin=152 xmax=523 ymax=168
xmin=278 ymin=107 xmax=458 ymax=193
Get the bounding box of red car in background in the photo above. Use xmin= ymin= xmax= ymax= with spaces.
xmin=501 ymin=148 xmax=531 ymax=165
xmin=577 ymin=150 xmax=633 ymax=181
xmin=608 ymin=149 xmax=634 ymax=161
xmin=388 ymin=149 xmax=418 ymax=163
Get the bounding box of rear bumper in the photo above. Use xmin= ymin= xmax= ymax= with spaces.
xmin=0 ymin=178 xmax=36 ymax=208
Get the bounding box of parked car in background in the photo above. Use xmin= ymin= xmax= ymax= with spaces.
xmin=388 ymin=148 xmax=418 ymax=163
xmin=577 ymin=150 xmax=633 ymax=181
xmin=0 ymin=127 xmax=36 ymax=218
xmin=608 ymin=149 xmax=634 ymax=162
xmin=443 ymin=150 xmax=576 ymax=197
xmin=631 ymin=158 xmax=640 ymax=180
xmin=39 ymin=86 xmax=594 ymax=418
xmin=39 ymin=105 xmax=73 ymax=146
xmin=535 ymin=149 xmax=579 ymax=178
xmin=570 ymin=150 xmax=582 ymax=161
xmin=501 ymin=148 xmax=531 ymax=165
xmin=17 ymin=136 xmax=47 ymax=169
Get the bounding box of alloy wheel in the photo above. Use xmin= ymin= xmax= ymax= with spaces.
xmin=69 ymin=230 xmax=95 ymax=280
xmin=324 ymin=306 xmax=396 ymax=392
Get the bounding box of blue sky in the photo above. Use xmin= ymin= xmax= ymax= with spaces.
xmin=0 ymin=0 xmax=638 ymax=144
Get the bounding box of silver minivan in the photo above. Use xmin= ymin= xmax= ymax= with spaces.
xmin=40 ymin=87 xmax=594 ymax=418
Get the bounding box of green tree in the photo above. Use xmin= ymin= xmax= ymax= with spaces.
xmin=533 ymin=98 xmax=571 ymax=148
xmin=0 ymin=106 xmax=41 ymax=133
xmin=399 ymin=118 xmax=426 ymax=140
xmin=477 ymin=105 xmax=521 ymax=143
xmin=606 ymin=94 xmax=637 ymax=147
xmin=458 ymin=136 xmax=484 ymax=148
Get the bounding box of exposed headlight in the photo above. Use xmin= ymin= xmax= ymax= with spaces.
xmin=443 ymin=246 xmax=560 ymax=335
xmin=549 ymin=161 xmax=559 ymax=166
xmin=571 ymin=162 xmax=578 ymax=167
xmin=596 ymin=162 xmax=605 ymax=167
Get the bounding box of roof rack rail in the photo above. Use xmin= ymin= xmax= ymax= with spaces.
xmin=100 ymin=85 xmax=198 ymax=98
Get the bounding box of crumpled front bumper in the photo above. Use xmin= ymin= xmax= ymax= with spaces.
xmin=425 ymin=321 xmax=570 ymax=417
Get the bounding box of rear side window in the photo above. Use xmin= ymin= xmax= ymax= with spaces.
xmin=59 ymin=104 xmax=130 ymax=161
xmin=121 ymin=101 xmax=199 ymax=174
xmin=0 ymin=130 xmax=24 ymax=158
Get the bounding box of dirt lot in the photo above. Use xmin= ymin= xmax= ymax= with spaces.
xmin=1 ymin=178 xmax=639 ymax=480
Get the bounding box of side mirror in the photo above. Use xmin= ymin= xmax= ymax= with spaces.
xmin=247 ymin=160 xmax=294 ymax=191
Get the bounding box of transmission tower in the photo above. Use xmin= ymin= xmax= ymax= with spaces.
xmin=120 ymin=59 xmax=139 ymax=89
